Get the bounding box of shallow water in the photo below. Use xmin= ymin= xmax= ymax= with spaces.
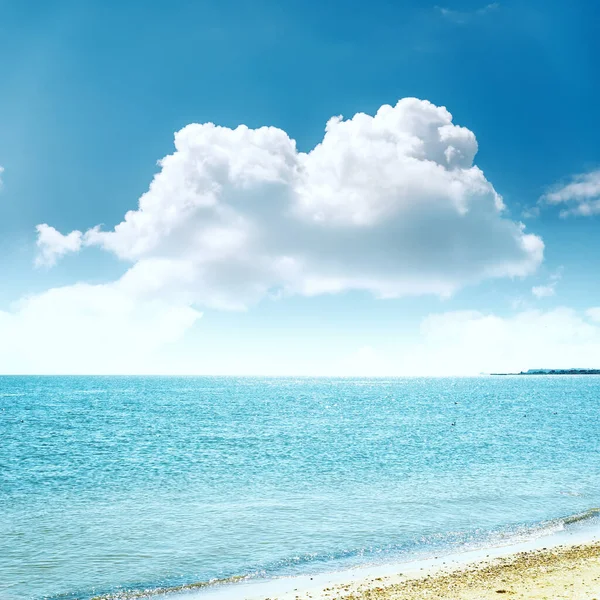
xmin=1 ymin=376 xmax=600 ymax=599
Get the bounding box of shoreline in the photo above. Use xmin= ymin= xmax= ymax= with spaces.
xmin=165 ymin=517 xmax=600 ymax=600
xmin=311 ymin=541 xmax=600 ymax=599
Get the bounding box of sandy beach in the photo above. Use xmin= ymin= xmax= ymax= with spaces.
xmin=290 ymin=542 xmax=600 ymax=600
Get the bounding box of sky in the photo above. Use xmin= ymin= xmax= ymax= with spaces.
xmin=1 ymin=0 xmax=600 ymax=375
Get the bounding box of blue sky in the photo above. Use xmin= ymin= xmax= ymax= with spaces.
xmin=1 ymin=0 xmax=600 ymax=374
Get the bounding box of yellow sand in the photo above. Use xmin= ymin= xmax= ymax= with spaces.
xmin=290 ymin=543 xmax=600 ymax=600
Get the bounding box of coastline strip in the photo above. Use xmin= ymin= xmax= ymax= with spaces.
xmin=87 ymin=508 xmax=600 ymax=600
xmin=313 ymin=542 xmax=600 ymax=599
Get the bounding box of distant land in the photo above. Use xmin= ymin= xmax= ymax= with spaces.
xmin=491 ymin=369 xmax=600 ymax=376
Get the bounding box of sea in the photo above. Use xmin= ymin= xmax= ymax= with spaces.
xmin=2 ymin=375 xmax=600 ymax=600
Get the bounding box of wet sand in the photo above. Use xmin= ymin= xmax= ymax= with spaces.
xmin=286 ymin=542 xmax=600 ymax=600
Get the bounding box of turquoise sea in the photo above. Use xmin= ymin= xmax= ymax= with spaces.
xmin=2 ymin=376 xmax=600 ymax=600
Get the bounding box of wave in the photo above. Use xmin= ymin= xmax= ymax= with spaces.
xmin=85 ymin=507 xmax=600 ymax=600
xmin=561 ymin=507 xmax=600 ymax=525
xmin=89 ymin=575 xmax=249 ymax=600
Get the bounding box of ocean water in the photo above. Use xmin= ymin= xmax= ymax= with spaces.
xmin=1 ymin=375 xmax=600 ymax=600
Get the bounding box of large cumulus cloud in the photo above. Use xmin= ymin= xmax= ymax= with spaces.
xmin=37 ymin=98 xmax=543 ymax=310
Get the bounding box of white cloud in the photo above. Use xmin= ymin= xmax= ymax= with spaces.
xmin=0 ymin=282 xmax=200 ymax=374
xmin=410 ymin=307 xmax=600 ymax=375
xmin=35 ymin=224 xmax=83 ymax=267
xmin=13 ymin=98 xmax=548 ymax=374
xmin=436 ymin=3 xmax=499 ymax=24
xmin=4 ymin=288 xmax=600 ymax=376
xmin=531 ymin=267 xmax=562 ymax=298
xmin=239 ymin=306 xmax=600 ymax=377
xmin=541 ymin=169 xmax=600 ymax=217
xmin=36 ymin=98 xmax=543 ymax=310
xmin=531 ymin=285 xmax=555 ymax=298
xmin=521 ymin=205 xmax=540 ymax=219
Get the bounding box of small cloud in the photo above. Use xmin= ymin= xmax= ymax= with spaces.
xmin=436 ymin=2 xmax=499 ymax=24
xmin=540 ymin=169 xmax=600 ymax=217
xmin=531 ymin=267 xmax=563 ymax=299
xmin=532 ymin=285 xmax=555 ymax=298
xmin=476 ymin=2 xmax=500 ymax=14
xmin=510 ymin=296 xmax=528 ymax=310
xmin=35 ymin=224 xmax=83 ymax=268
xmin=521 ymin=205 xmax=540 ymax=219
